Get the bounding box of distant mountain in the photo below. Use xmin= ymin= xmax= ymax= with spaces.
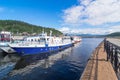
xmin=106 ymin=32 xmax=120 ymax=37
xmin=65 ymin=33 xmax=104 ymax=38
xmin=0 ymin=20 xmax=62 ymax=35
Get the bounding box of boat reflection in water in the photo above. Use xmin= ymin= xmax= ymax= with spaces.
xmin=1 ymin=38 xmax=104 ymax=80
xmin=8 ymin=47 xmax=74 ymax=77
xmin=0 ymin=54 xmax=20 ymax=80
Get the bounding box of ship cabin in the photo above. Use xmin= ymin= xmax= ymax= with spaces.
xmin=0 ymin=31 xmax=11 ymax=42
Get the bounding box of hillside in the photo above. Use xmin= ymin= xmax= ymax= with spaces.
xmin=0 ymin=20 xmax=62 ymax=35
xmin=65 ymin=33 xmax=105 ymax=38
xmin=106 ymin=32 xmax=120 ymax=37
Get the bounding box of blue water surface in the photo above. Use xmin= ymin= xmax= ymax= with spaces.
xmin=0 ymin=38 xmax=103 ymax=80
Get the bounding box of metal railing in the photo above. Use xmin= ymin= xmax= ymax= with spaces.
xmin=104 ymin=39 xmax=120 ymax=77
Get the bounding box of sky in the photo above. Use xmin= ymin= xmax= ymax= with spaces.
xmin=0 ymin=0 xmax=120 ymax=34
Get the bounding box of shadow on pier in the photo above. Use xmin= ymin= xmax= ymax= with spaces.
xmin=80 ymin=39 xmax=119 ymax=80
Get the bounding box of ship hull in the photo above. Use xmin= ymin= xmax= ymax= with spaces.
xmin=11 ymin=43 xmax=73 ymax=56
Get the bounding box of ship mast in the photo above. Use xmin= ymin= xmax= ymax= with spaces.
xmin=50 ymin=30 xmax=52 ymax=37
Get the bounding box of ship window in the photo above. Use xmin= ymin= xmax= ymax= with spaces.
xmin=47 ymin=38 xmax=49 ymax=40
xmin=31 ymin=39 xmax=33 ymax=41
xmin=40 ymin=38 xmax=45 ymax=41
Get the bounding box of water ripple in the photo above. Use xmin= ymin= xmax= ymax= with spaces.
xmin=1 ymin=38 xmax=103 ymax=80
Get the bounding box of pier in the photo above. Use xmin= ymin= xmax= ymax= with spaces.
xmin=80 ymin=38 xmax=119 ymax=80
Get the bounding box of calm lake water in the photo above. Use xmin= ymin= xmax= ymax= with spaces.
xmin=0 ymin=38 xmax=103 ymax=80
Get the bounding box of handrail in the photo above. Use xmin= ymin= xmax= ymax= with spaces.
xmin=104 ymin=38 xmax=120 ymax=77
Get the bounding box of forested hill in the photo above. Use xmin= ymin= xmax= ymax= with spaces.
xmin=0 ymin=20 xmax=62 ymax=35
xmin=106 ymin=32 xmax=120 ymax=37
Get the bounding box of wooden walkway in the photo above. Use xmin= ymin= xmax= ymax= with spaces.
xmin=80 ymin=42 xmax=118 ymax=80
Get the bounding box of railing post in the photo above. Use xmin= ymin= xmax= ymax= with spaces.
xmin=106 ymin=41 xmax=110 ymax=61
xmin=104 ymin=39 xmax=120 ymax=78
xmin=110 ymin=45 xmax=114 ymax=64
xmin=114 ymin=48 xmax=118 ymax=73
xmin=104 ymin=38 xmax=106 ymax=52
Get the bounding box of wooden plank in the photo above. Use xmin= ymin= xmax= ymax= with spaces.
xmin=80 ymin=42 xmax=118 ymax=80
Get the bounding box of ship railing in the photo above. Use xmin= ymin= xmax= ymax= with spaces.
xmin=12 ymin=40 xmax=46 ymax=45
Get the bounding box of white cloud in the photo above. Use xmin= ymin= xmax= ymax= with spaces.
xmin=0 ymin=7 xmax=4 ymax=12
xmin=63 ymin=6 xmax=84 ymax=24
xmin=80 ymin=0 xmax=92 ymax=6
xmin=63 ymin=0 xmax=120 ymax=26
xmin=59 ymin=25 xmax=120 ymax=34
xmin=59 ymin=27 xmax=70 ymax=33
